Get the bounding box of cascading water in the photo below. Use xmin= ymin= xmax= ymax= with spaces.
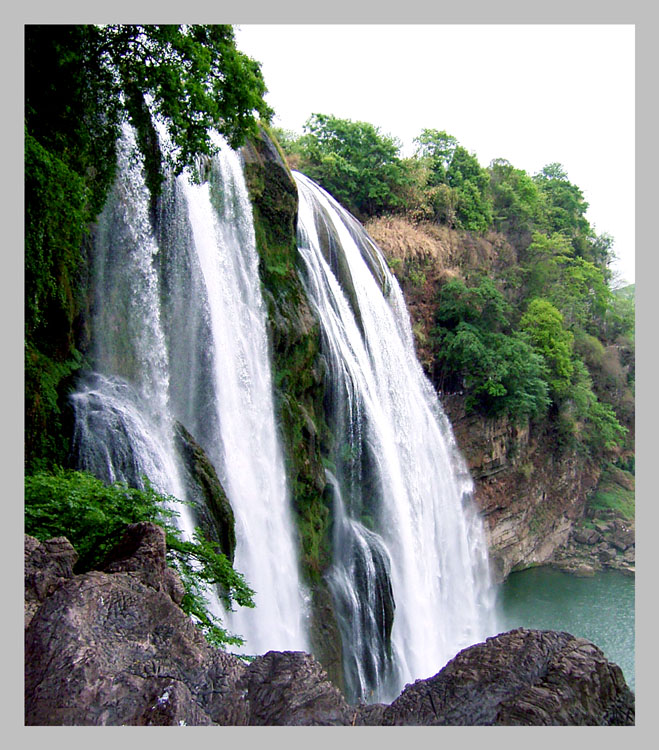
xmin=70 ymin=124 xmax=309 ymax=654
xmin=294 ymin=171 xmax=498 ymax=703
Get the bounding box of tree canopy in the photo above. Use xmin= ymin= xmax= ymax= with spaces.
xmin=287 ymin=113 xmax=409 ymax=219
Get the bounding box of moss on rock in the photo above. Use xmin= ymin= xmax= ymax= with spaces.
xmin=242 ymin=124 xmax=332 ymax=582
xmin=173 ymin=421 xmax=237 ymax=563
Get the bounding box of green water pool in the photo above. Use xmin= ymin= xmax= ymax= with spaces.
xmin=497 ymin=566 xmax=635 ymax=692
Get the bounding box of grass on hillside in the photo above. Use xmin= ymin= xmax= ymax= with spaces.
xmin=588 ymin=465 xmax=635 ymax=521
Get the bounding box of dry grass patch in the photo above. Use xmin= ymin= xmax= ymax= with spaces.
xmin=365 ymin=216 xmax=450 ymax=266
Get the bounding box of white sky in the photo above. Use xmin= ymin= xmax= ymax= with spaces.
xmin=235 ymin=24 xmax=635 ymax=286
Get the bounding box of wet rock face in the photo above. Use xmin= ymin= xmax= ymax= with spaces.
xmin=25 ymin=526 xmax=634 ymax=726
xmin=173 ymin=420 xmax=237 ymax=562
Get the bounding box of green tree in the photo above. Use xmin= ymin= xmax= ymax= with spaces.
xmin=488 ymin=158 xmax=543 ymax=243
xmin=549 ymin=256 xmax=612 ymax=331
xmin=519 ymin=298 xmax=574 ymax=401
xmin=517 ymin=231 xmax=571 ymax=301
xmin=414 ymin=129 xmax=458 ymax=185
xmin=414 ymin=129 xmax=492 ymax=232
xmin=435 ymin=277 xmax=511 ymax=331
xmin=433 ymin=278 xmax=549 ymax=420
xmin=294 ymin=113 xmax=409 ymax=218
xmin=533 ymin=162 xmax=590 ymax=240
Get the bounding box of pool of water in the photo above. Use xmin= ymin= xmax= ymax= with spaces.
xmin=497 ymin=566 xmax=635 ymax=692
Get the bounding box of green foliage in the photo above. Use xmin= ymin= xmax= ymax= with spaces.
xmin=25 ymin=469 xmax=171 ymax=569
xmin=434 ymin=278 xmax=549 ymax=420
xmin=533 ymin=162 xmax=590 ymax=241
xmin=517 ymin=232 xmax=572 ymax=301
xmin=519 ymin=298 xmax=574 ymax=400
xmin=549 ymin=256 xmax=611 ymax=331
xmin=488 ymin=158 xmax=543 ymax=242
xmin=414 ymin=129 xmax=493 ymax=231
xmin=583 ymin=399 xmax=628 ymax=452
xmin=25 ymin=344 xmax=82 ymax=473
xmin=25 ymin=25 xmax=121 ymax=219
xmin=554 ymin=358 xmax=627 ymax=454
xmin=603 ymin=285 xmax=635 ymax=344
xmin=436 ymin=277 xmax=511 ymax=332
xmin=292 ymin=113 xmax=409 ymax=218
xmin=414 ymin=129 xmax=459 ymax=185
xmin=436 ymin=324 xmax=550 ymax=420
xmin=25 ymin=133 xmax=88 ymax=348
xmin=25 ymin=469 xmax=254 ymax=647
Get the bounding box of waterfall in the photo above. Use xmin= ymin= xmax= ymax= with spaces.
xmin=294 ymin=171 xmax=497 ymax=703
xmin=70 ymin=124 xmax=309 ymax=654
xmin=68 ymin=121 xmax=497 ymax=701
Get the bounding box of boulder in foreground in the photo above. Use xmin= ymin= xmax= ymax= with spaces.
xmin=24 ymin=524 xmax=634 ymax=725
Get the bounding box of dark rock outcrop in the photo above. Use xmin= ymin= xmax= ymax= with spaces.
xmin=359 ymin=628 xmax=634 ymax=726
xmin=25 ymin=524 xmax=249 ymax=726
xmin=24 ymin=526 xmax=634 ymax=726
xmin=239 ymin=650 xmax=353 ymax=726
xmin=24 ymin=535 xmax=78 ymax=628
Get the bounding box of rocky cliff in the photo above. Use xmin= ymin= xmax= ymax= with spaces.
xmin=442 ymin=394 xmax=599 ymax=580
xmin=24 ymin=525 xmax=634 ymax=726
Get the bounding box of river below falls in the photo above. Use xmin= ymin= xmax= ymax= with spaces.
xmin=497 ymin=566 xmax=635 ymax=692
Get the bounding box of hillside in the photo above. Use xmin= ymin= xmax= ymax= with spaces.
xmin=365 ymin=216 xmax=634 ymax=578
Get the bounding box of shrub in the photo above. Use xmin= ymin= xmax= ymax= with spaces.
xmin=25 ymin=469 xmax=254 ymax=647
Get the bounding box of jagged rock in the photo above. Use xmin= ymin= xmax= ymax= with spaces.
xmin=239 ymin=650 xmax=353 ymax=726
xmin=599 ymin=548 xmax=617 ymax=563
xmin=25 ymin=527 xmax=634 ymax=726
xmin=609 ymin=521 xmax=635 ymax=552
xmin=24 ymin=535 xmax=78 ymax=628
xmin=573 ymin=563 xmax=597 ymax=577
xmin=360 ymin=629 xmax=634 ymax=726
xmin=25 ymin=524 xmax=250 ymax=726
xmin=101 ymin=521 xmax=186 ymax=605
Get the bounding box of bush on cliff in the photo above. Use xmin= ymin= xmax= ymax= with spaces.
xmin=25 ymin=469 xmax=255 ymax=647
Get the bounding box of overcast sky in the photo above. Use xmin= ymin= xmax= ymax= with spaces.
xmin=235 ymin=24 xmax=635 ymax=286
